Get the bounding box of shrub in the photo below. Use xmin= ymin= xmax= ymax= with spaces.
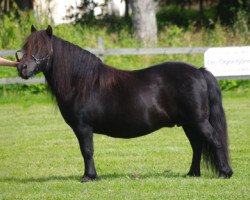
xmin=0 ymin=7 xmax=249 ymax=94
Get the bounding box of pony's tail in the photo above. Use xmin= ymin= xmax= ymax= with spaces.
xmin=200 ymin=68 xmax=231 ymax=175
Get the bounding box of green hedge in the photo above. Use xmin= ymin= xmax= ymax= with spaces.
xmin=0 ymin=7 xmax=249 ymax=94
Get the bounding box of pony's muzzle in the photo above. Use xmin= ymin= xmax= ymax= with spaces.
xmin=17 ymin=64 xmax=27 ymax=73
xmin=17 ymin=64 xmax=29 ymax=79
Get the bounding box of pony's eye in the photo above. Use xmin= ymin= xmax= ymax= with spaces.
xmin=15 ymin=50 xmax=26 ymax=62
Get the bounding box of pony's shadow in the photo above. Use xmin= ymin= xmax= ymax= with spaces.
xmin=0 ymin=170 xmax=186 ymax=183
xmin=0 ymin=175 xmax=78 ymax=183
xmin=101 ymin=170 xmax=186 ymax=180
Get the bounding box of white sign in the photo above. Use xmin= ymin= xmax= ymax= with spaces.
xmin=204 ymin=46 xmax=250 ymax=77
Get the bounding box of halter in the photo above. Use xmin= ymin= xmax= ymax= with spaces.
xmin=15 ymin=50 xmax=50 ymax=71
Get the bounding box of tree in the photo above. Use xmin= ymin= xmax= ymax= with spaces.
xmin=130 ymin=0 xmax=158 ymax=46
xmin=124 ymin=0 xmax=129 ymax=18
xmin=0 ymin=0 xmax=13 ymax=13
xmin=217 ymin=0 xmax=250 ymax=25
xmin=0 ymin=0 xmax=33 ymax=14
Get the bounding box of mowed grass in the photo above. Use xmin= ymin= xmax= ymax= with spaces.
xmin=0 ymin=91 xmax=249 ymax=199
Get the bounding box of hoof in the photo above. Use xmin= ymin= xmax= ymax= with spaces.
xmin=219 ymin=169 xmax=233 ymax=179
xmin=81 ymin=175 xmax=99 ymax=183
xmin=187 ymin=171 xmax=200 ymax=177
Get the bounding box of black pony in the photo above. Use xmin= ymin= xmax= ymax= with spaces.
xmin=16 ymin=25 xmax=233 ymax=182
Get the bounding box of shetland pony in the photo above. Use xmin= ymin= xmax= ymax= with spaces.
xmin=16 ymin=25 xmax=233 ymax=182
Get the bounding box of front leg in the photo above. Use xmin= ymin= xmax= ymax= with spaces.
xmin=73 ymin=125 xmax=98 ymax=182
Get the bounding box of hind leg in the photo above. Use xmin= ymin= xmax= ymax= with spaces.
xmin=195 ymin=120 xmax=233 ymax=178
xmin=183 ymin=126 xmax=202 ymax=177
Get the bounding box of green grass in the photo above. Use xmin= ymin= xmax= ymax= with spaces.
xmin=0 ymin=91 xmax=249 ymax=199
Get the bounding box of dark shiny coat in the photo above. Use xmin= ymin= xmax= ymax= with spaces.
xmin=17 ymin=26 xmax=233 ymax=182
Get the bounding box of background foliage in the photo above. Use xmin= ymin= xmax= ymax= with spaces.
xmin=0 ymin=3 xmax=249 ymax=95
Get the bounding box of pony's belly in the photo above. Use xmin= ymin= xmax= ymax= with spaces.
xmin=95 ymin=127 xmax=155 ymax=138
xmin=93 ymin=118 xmax=175 ymax=139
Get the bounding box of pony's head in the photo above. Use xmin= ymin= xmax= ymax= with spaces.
xmin=17 ymin=25 xmax=53 ymax=79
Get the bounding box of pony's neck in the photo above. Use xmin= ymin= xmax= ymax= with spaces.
xmin=43 ymin=36 xmax=118 ymax=100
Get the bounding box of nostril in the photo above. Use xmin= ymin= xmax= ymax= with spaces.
xmin=22 ymin=64 xmax=27 ymax=69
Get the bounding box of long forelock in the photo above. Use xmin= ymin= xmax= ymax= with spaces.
xmin=23 ymin=30 xmax=52 ymax=55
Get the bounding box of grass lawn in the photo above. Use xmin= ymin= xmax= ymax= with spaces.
xmin=0 ymin=91 xmax=249 ymax=199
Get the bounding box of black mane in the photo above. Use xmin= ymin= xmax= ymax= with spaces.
xmin=45 ymin=34 xmax=123 ymax=99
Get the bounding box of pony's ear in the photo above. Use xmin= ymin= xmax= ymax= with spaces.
xmin=46 ymin=25 xmax=53 ymax=37
xmin=31 ymin=25 xmax=37 ymax=32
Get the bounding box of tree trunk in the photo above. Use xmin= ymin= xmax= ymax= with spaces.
xmin=131 ymin=0 xmax=157 ymax=46
xmin=15 ymin=0 xmax=33 ymax=10
xmin=3 ymin=0 xmax=10 ymax=13
xmin=198 ymin=0 xmax=205 ymax=25
xmin=124 ymin=0 xmax=129 ymax=19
